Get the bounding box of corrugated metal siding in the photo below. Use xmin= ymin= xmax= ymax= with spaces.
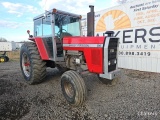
xmin=118 ymin=55 xmax=160 ymax=73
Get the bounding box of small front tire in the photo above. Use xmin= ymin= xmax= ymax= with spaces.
xmin=61 ymin=70 xmax=87 ymax=106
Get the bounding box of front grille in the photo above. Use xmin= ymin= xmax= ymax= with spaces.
xmin=108 ymin=38 xmax=118 ymax=72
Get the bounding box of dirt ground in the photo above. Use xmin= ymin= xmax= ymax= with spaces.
xmin=0 ymin=61 xmax=160 ymax=120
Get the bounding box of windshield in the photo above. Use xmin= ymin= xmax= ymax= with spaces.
xmin=54 ymin=13 xmax=81 ymax=37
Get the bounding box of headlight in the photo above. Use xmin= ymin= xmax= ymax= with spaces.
xmin=108 ymin=61 xmax=111 ymax=66
xmin=110 ymin=49 xmax=114 ymax=53
xmin=114 ymin=59 xmax=117 ymax=64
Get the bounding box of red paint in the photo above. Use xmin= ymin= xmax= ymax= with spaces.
xmin=84 ymin=48 xmax=103 ymax=73
xmin=34 ymin=37 xmax=49 ymax=60
xmin=63 ymin=37 xmax=105 ymax=74
xmin=24 ymin=63 xmax=30 ymax=66
xmin=28 ymin=36 xmax=105 ymax=73
xmin=63 ymin=36 xmax=105 ymax=44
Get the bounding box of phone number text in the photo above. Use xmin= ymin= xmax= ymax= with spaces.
xmin=119 ymin=51 xmax=151 ymax=56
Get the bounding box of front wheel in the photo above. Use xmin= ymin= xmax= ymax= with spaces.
xmin=61 ymin=70 xmax=87 ymax=106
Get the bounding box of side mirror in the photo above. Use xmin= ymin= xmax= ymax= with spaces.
xmin=27 ymin=30 xmax=30 ymax=35
xmin=27 ymin=30 xmax=33 ymax=38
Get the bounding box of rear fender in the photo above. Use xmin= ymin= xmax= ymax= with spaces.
xmin=30 ymin=37 xmax=49 ymax=60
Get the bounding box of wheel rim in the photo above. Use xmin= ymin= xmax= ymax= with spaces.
xmin=64 ymin=80 xmax=74 ymax=98
xmin=22 ymin=53 xmax=30 ymax=77
xmin=1 ymin=58 xmax=4 ymax=62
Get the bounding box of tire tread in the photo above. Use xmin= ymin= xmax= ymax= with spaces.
xmin=61 ymin=70 xmax=87 ymax=106
xmin=20 ymin=42 xmax=46 ymax=84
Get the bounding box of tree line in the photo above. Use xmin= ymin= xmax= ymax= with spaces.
xmin=0 ymin=37 xmax=7 ymax=42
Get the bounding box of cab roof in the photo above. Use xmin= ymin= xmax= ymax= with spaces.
xmin=33 ymin=8 xmax=81 ymax=21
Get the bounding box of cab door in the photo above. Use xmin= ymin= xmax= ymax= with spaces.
xmin=41 ymin=15 xmax=54 ymax=60
xmin=51 ymin=14 xmax=64 ymax=62
xmin=34 ymin=14 xmax=54 ymax=60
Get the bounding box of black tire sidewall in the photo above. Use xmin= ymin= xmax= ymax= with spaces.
xmin=20 ymin=45 xmax=33 ymax=82
xmin=61 ymin=74 xmax=76 ymax=104
xmin=5 ymin=56 xmax=9 ymax=62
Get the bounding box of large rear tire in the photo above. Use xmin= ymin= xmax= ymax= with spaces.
xmin=20 ymin=42 xmax=46 ymax=84
xmin=61 ymin=70 xmax=87 ymax=106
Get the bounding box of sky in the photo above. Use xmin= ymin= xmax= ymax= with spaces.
xmin=0 ymin=0 xmax=121 ymax=42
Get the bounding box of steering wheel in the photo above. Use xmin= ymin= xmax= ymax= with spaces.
xmin=57 ymin=29 xmax=67 ymax=38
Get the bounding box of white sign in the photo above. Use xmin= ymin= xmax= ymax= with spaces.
xmin=81 ymin=0 xmax=160 ymax=73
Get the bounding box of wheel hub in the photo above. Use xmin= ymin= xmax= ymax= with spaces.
xmin=64 ymin=81 xmax=74 ymax=98
xmin=0 ymin=58 xmax=4 ymax=62
xmin=22 ymin=53 xmax=30 ymax=77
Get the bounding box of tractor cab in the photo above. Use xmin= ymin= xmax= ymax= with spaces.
xmin=33 ymin=9 xmax=81 ymax=61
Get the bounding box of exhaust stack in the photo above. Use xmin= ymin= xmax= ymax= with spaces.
xmin=87 ymin=5 xmax=94 ymax=36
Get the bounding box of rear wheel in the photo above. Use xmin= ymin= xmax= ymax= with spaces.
xmin=61 ymin=70 xmax=87 ymax=106
xmin=20 ymin=42 xmax=46 ymax=84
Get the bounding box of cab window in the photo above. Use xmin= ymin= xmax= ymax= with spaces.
xmin=34 ymin=15 xmax=52 ymax=37
xmin=42 ymin=15 xmax=52 ymax=36
xmin=34 ymin=19 xmax=42 ymax=36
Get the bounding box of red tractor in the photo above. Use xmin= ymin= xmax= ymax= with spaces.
xmin=20 ymin=6 xmax=120 ymax=106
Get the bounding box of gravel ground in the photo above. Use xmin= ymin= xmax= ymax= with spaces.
xmin=0 ymin=61 xmax=159 ymax=120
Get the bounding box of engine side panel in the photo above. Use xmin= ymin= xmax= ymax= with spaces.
xmin=84 ymin=48 xmax=103 ymax=73
xmin=63 ymin=37 xmax=105 ymax=73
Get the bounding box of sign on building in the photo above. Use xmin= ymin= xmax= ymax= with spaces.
xmin=81 ymin=0 xmax=160 ymax=72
